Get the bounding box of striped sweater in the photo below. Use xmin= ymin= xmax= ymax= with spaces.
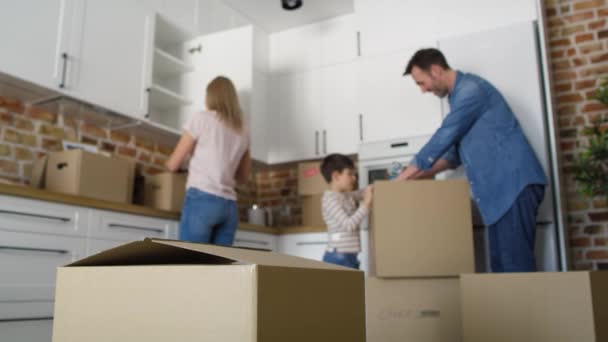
xmin=321 ymin=190 xmax=369 ymax=253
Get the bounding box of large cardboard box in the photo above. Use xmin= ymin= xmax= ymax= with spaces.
xmin=366 ymin=277 xmax=462 ymax=342
xmin=301 ymin=194 xmax=325 ymax=227
xmin=461 ymin=272 xmax=608 ymax=342
xmin=372 ymin=180 xmax=474 ymax=278
xmin=298 ymin=161 xmax=328 ymax=195
xmin=45 ymin=150 xmax=132 ymax=203
xmin=144 ymin=172 xmax=187 ymax=212
xmin=53 ymin=238 xmax=365 ymax=342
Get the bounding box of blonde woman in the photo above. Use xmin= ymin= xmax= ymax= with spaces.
xmin=166 ymin=76 xmax=251 ymax=245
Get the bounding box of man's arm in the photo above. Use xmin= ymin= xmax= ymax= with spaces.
xmin=395 ymin=158 xmax=453 ymax=180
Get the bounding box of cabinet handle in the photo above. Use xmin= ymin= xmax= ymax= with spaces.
xmin=315 ymin=130 xmax=319 ymax=155
xmin=188 ymin=44 xmax=202 ymax=54
xmin=0 ymin=317 xmax=54 ymax=323
xmin=356 ymin=31 xmax=361 ymax=56
xmin=296 ymin=241 xmax=327 ymax=246
xmin=108 ymin=223 xmax=164 ymax=234
xmin=0 ymin=245 xmax=69 ymax=255
xmin=0 ymin=209 xmax=71 ymax=222
xmin=234 ymin=238 xmax=269 ymax=246
xmin=359 ymin=114 xmax=364 ymax=141
xmin=322 ymin=130 xmax=327 ymax=154
xmin=59 ymin=52 xmax=68 ymax=88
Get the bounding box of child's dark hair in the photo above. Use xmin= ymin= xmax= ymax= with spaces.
xmin=320 ymin=154 xmax=355 ymax=183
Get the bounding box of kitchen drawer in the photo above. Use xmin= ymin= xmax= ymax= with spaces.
xmin=233 ymin=230 xmax=277 ymax=251
xmin=0 ymin=319 xmax=53 ymax=342
xmin=0 ymin=195 xmax=86 ymax=237
xmin=0 ymin=230 xmax=85 ymax=320
xmin=278 ymin=232 xmax=328 ymax=261
xmin=88 ymin=209 xmax=175 ymax=241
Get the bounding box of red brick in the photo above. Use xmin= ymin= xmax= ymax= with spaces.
xmin=81 ymin=124 xmax=107 ymax=139
xmin=582 ymin=102 xmax=607 ymax=112
xmin=561 ymin=141 xmax=576 ymax=150
xmin=550 ymin=38 xmax=571 ymax=48
xmin=574 ymin=0 xmax=605 ymax=11
xmin=562 ymin=24 xmax=585 ymax=36
xmin=584 ymin=225 xmax=603 ymax=234
xmin=554 ymin=82 xmax=573 ymax=94
xmin=580 ymin=42 xmax=603 ymax=54
xmin=42 ymin=138 xmax=62 ymax=151
xmin=1 ymin=98 xmax=24 ymax=114
xmin=0 ymin=111 xmax=13 ymax=125
xmin=0 ymin=160 xmax=18 ymax=174
xmin=138 ymin=152 xmax=151 ymax=163
xmin=589 ymin=211 xmax=608 ymax=221
xmin=566 ymin=11 xmax=595 ymax=23
xmin=589 ymin=19 xmax=606 ymax=30
xmin=156 ymin=144 xmax=173 ymax=156
xmin=580 ymin=64 xmax=608 ymax=77
xmin=559 ymin=116 xmax=571 ymax=127
xmin=14 ymin=147 xmax=33 ymax=161
xmin=576 ymin=33 xmax=595 ymax=43
xmin=568 ymin=199 xmax=590 ymax=210
xmin=557 ymin=105 xmax=577 ymax=116
xmin=14 ymin=118 xmax=34 ymax=131
xmin=576 ymin=79 xmax=598 ymax=90
xmin=570 ymin=237 xmax=591 ymax=247
xmin=557 ymin=93 xmax=585 ymax=103
xmin=135 ymin=136 xmax=154 ymax=152
xmin=600 ymin=8 xmax=608 ymax=17
xmin=547 ymin=7 xmax=558 ymax=17
xmin=595 ymin=238 xmax=608 ymax=246
xmin=101 ymin=142 xmax=116 ymax=153
xmin=573 ymin=57 xmax=588 ymax=66
xmin=26 ymin=106 xmax=56 ymax=123
xmin=590 ymin=52 xmax=608 ymax=63
xmin=39 ymin=124 xmax=65 ymax=139
xmin=593 ymin=198 xmax=607 ymax=208
xmin=22 ymin=163 xmax=32 ymax=179
xmin=586 ymin=250 xmax=608 ymax=259
xmin=562 ymin=4 xmax=572 ymax=13
xmin=549 ymin=18 xmax=565 ymax=28
xmin=599 ymin=29 xmax=608 ymax=38
xmin=117 ymin=146 xmax=136 ymax=158
xmin=144 ymin=166 xmax=163 ymax=176
xmin=551 ymin=49 xmax=566 ymax=59
xmin=110 ymin=131 xmax=131 ymax=144
xmin=553 ymin=71 xmax=578 ymax=81
xmin=552 ymin=59 xmax=571 ymax=69
xmin=567 ymin=48 xmax=577 ymax=56
xmin=81 ymin=136 xmax=99 ymax=146
xmin=153 ymin=156 xmax=167 ymax=168
xmin=0 ymin=144 xmax=10 ymax=157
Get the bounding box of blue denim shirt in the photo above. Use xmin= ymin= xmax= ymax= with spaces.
xmin=412 ymin=71 xmax=547 ymax=225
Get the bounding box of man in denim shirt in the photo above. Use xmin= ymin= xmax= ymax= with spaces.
xmin=397 ymin=48 xmax=546 ymax=272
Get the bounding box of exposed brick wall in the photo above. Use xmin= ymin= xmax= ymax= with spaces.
xmin=253 ymin=163 xmax=302 ymax=227
xmin=545 ymin=0 xmax=608 ymax=270
xmin=0 ymin=95 xmax=256 ymax=219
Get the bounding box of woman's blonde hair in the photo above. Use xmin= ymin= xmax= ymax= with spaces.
xmin=205 ymin=76 xmax=244 ymax=131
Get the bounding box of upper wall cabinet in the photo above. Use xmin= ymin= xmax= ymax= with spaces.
xmin=0 ymin=0 xmax=77 ymax=91
xmin=270 ymin=14 xmax=357 ymax=74
xmin=355 ymin=0 xmax=538 ymax=57
xmin=357 ymin=43 xmax=442 ymax=142
xmin=137 ymin=0 xmax=198 ymax=35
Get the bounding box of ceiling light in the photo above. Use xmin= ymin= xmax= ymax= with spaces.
xmin=282 ymin=0 xmax=302 ymax=10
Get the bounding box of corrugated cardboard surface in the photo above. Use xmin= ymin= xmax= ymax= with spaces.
xmin=257 ymin=266 xmax=365 ymax=342
xmin=301 ymin=194 xmax=325 ymax=227
xmin=53 ymin=239 xmax=364 ymax=342
xmin=461 ymin=272 xmax=608 ymax=342
xmin=298 ymin=162 xmax=328 ymax=196
xmin=372 ymin=180 xmax=474 ymax=277
xmin=144 ymin=172 xmax=187 ymax=211
xmin=366 ymin=277 xmax=462 ymax=342
xmin=46 ymin=150 xmax=131 ymax=203
xmin=30 ymin=155 xmax=48 ymax=189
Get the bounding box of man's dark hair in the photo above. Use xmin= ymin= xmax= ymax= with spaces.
xmin=403 ymin=48 xmax=451 ymax=75
xmin=320 ymin=154 xmax=355 ymax=183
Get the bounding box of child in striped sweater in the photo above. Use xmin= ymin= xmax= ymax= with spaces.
xmin=320 ymin=154 xmax=373 ymax=269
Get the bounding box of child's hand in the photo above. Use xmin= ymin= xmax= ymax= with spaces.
xmin=363 ymin=185 xmax=373 ymax=209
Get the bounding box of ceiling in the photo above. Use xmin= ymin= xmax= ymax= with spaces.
xmin=222 ymin=0 xmax=354 ymax=33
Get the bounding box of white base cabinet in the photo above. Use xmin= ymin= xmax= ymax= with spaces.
xmin=0 ymin=320 xmax=53 ymax=342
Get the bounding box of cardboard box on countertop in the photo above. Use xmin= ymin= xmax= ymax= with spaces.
xmin=298 ymin=161 xmax=328 ymax=196
xmin=144 ymin=172 xmax=187 ymax=212
xmin=52 ymin=238 xmax=366 ymax=342
xmin=301 ymin=194 xmax=326 ymax=227
xmin=45 ymin=150 xmax=133 ymax=203
xmin=366 ymin=277 xmax=462 ymax=342
xmin=461 ymin=271 xmax=608 ymax=342
xmin=372 ymin=180 xmax=474 ymax=278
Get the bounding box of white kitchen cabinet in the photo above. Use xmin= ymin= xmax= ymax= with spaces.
xmin=0 ymin=195 xmax=87 ymax=237
xmin=85 ymin=238 xmax=126 ymax=256
xmin=0 ymin=320 xmax=53 ymax=342
xmin=320 ymin=60 xmax=359 ymax=155
xmin=319 ymin=14 xmax=358 ymax=67
xmin=357 ymin=44 xmax=443 ymax=142
xmin=233 ymin=230 xmax=277 ymax=251
xmin=277 ymin=69 xmax=322 ymax=162
xmin=68 ymin=0 xmax=149 ymax=117
xmin=0 ymin=0 xmax=76 ymax=90
xmin=278 ymin=232 xmax=328 ymax=261
xmin=88 ymin=209 xmax=176 ymax=242
xmin=0 ymin=230 xmax=85 ymax=320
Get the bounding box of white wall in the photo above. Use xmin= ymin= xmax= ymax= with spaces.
xmin=355 ymin=0 xmax=539 ymax=56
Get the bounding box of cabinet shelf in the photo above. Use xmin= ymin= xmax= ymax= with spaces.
xmin=148 ymin=84 xmax=191 ymax=111
xmin=153 ymin=48 xmax=193 ymax=78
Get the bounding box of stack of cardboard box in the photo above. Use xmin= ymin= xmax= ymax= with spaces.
xmin=298 ymin=161 xmax=328 ymax=227
xmin=366 ymin=180 xmax=475 ymax=342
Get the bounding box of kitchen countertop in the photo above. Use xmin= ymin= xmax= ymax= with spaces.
xmin=0 ymin=183 xmax=326 ymax=235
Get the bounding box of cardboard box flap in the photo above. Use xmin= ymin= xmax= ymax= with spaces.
xmin=153 ymin=239 xmax=356 ymax=271
xmin=68 ymin=239 xmax=235 ymax=266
